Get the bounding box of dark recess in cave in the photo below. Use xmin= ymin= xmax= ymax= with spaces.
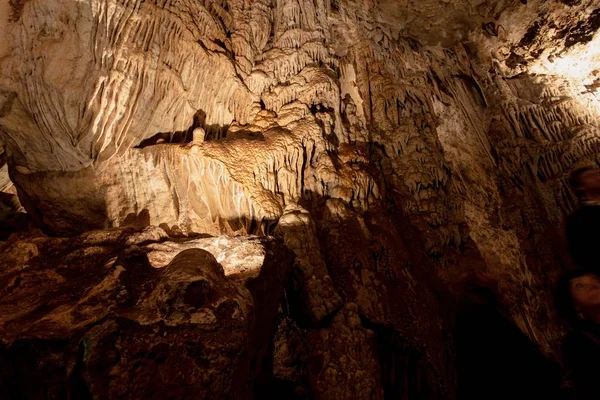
xmin=361 ymin=316 xmax=440 ymax=400
xmin=454 ymin=282 xmax=563 ymax=400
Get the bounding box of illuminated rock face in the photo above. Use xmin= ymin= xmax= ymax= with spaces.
xmin=0 ymin=228 xmax=294 ymax=399
xmin=1 ymin=0 xmax=600 ymax=398
xmin=2 ymin=0 xmax=598 ymax=238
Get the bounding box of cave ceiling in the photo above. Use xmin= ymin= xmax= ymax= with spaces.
xmin=0 ymin=0 xmax=600 ymax=398
xmin=0 ymin=0 xmax=598 ymax=239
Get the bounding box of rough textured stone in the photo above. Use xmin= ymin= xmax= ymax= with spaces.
xmin=0 ymin=145 xmax=28 ymax=240
xmin=0 ymin=229 xmax=294 ymax=399
xmin=275 ymin=206 xmax=343 ymax=326
xmin=1 ymin=0 xmax=600 ymax=398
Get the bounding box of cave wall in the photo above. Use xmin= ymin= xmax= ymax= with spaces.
xmin=1 ymin=0 xmax=600 ymax=398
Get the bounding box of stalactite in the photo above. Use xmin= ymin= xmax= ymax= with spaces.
xmin=2 ymin=1 xmax=600 ymax=398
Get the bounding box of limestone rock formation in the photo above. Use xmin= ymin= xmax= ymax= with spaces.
xmin=0 ymin=227 xmax=293 ymax=399
xmin=0 ymin=0 xmax=599 ymax=398
xmin=0 ymin=145 xmax=27 ymax=239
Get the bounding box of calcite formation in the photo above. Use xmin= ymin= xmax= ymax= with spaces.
xmin=0 ymin=145 xmax=26 ymax=239
xmin=0 ymin=227 xmax=293 ymax=398
xmin=1 ymin=0 xmax=600 ymax=398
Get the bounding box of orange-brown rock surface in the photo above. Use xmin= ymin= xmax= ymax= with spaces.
xmin=0 ymin=227 xmax=293 ymax=398
xmin=1 ymin=0 xmax=600 ymax=398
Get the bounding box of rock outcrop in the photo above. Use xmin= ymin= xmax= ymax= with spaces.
xmin=1 ymin=0 xmax=600 ymax=398
xmin=0 ymin=145 xmax=27 ymax=239
xmin=0 ymin=228 xmax=293 ymax=399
